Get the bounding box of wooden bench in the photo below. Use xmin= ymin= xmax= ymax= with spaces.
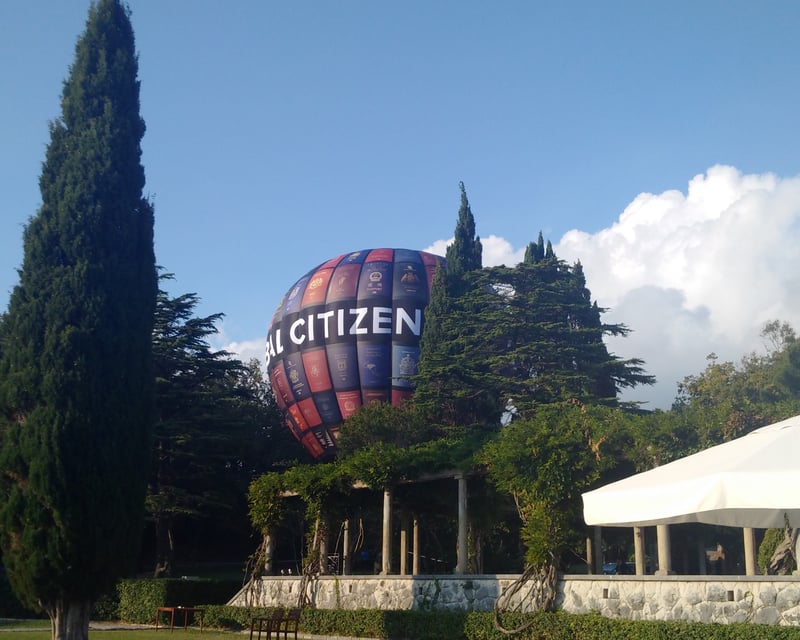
xmin=155 ymin=606 xmax=205 ymax=632
xmin=250 ymin=608 xmax=300 ymax=640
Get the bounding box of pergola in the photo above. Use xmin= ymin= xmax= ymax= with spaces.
xmin=269 ymin=470 xmax=474 ymax=576
xmin=581 ymin=414 xmax=800 ymax=575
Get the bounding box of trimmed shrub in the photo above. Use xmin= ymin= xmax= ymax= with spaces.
xmin=106 ymin=597 xmax=800 ymax=639
xmin=207 ymin=608 xmax=800 ymax=640
xmin=117 ymin=578 xmax=241 ymax=624
xmin=91 ymin=589 xmax=120 ymax=621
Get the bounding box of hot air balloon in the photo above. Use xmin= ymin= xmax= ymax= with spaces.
xmin=265 ymin=248 xmax=445 ymax=460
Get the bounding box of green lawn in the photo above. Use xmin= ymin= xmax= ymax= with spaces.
xmin=0 ymin=620 xmax=243 ymax=639
xmin=0 ymin=620 xmax=49 ymax=630
xmin=0 ymin=630 xmax=240 ymax=639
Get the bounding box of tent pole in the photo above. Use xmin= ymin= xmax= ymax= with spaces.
xmin=655 ymin=524 xmax=672 ymax=575
xmin=634 ymin=526 xmax=645 ymax=575
xmin=412 ymin=515 xmax=420 ymax=576
xmin=743 ymin=528 xmax=757 ymax=575
xmin=586 ymin=536 xmax=594 ymax=574
xmin=400 ymin=513 xmax=409 ymax=576
xmin=456 ymin=474 xmax=468 ymax=574
xmin=382 ymin=488 xmax=392 ymax=575
xmin=593 ymin=527 xmax=603 ymax=574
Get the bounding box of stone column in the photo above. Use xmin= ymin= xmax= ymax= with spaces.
xmin=586 ymin=535 xmax=594 ymax=574
xmin=412 ymin=515 xmax=420 ymax=576
xmin=382 ymin=488 xmax=393 ymax=575
xmin=342 ymin=519 xmax=351 ymax=575
xmin=655 ymin=524 xmax=672 ymax=575
xmin=634 ymin=526 xmax=645 ymax=575
xmin=743 ymin=527 xmax=757 ymax=576
xmin=319 ymin=517 xmax=329 ymax=575
xmin=456 ymin=474 xmax=468 ymax=574
xmin=400 ymin=513 xmax=409 ymax=575
xmin=264 ymin=528 xmax=275 ymax=575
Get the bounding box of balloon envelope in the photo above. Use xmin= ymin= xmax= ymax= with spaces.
xmin=266 ymin=248 xmax=445 ymax=460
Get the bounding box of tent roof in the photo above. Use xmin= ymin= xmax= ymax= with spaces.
xmin=582 ymin=414 xmax=800 ymax=528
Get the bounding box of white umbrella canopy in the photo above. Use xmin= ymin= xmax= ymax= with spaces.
xmin=582 ymin=414 xmax=800 ymax=529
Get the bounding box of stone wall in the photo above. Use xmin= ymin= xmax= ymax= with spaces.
xmin=230 ymin=574 xmax=800 ymax=625
xmin=232 ymin=575 xmax=522 ymax=612
xmin=560 ymin=575 xmax=800 ymax=625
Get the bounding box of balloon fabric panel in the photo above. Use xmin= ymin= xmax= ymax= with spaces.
xmin=265 ymin=248 xmax=444 ymax=460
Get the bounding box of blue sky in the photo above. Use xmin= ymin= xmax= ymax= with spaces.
xmin=4 ymin=1 xmax=800 ymax=409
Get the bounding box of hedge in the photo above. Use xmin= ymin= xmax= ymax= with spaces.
xmin=190 ymin=607 xmax=800 ymax=640
xmin=117 ymin=578 xmax=241 ymax=624
xmin=9 ymin=576 xmax=800 ymax=640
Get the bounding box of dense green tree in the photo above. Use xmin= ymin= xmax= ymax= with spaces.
xmin=479 ymin=254 xmax=653 ymax=415
xmin=415 ymin=267 xmax=505 ymax=427
xmin=418 ymin=239 xmax=653 ymax=428
xmin=673 ymin=321 xmax=800 ymax=448
xmin=415 ymin=183 xmax=501 ymax=428
xmin=418 ymin=184 xmax=652 ymax=429
xmin=483 ymin=402 xmax=624 ymax=609
xmin=0 ymin=2 xmax=156 ymax=638
xmin=337 ymin=401 xmax=437 ymax=457
xmin=445 ymin=182 xmax=483 ymax=288
xmin=148 ymin=281 xmax=295 ymax=576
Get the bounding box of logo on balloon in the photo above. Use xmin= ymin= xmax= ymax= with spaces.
xmin=265 ymin=248 xmax=445 ymax=460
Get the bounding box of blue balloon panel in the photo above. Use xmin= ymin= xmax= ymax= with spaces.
xmin=266 ymin=248 xmax=445 ymax=460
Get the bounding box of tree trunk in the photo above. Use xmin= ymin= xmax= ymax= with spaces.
xmin=153 ymin=516 xmax=175 ymax=577
xmin=44 ymin=598 xmax=92 ymax=640
xmin=469 ymin=523 xmax=483 ymax=574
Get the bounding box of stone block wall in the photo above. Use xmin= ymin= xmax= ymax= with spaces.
xmin=230 ymin=574 xmax=800 ymax=625
xmin=559 ymin=575 xmax=800 ymax=625
xmin=232 ymin=575 xmax=520 ymax=611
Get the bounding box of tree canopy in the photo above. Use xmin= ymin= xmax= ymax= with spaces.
xmin=416 ymin=184 xmax=653 ymax=432
xmin=148 ymin=276 xmax=296 ymax=576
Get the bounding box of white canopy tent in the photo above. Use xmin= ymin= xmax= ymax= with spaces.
xmin=582 ymin=414 xmax=800 ymax=575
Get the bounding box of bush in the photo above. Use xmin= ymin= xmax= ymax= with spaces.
xmin=98 ymin=592 xmax=800 ymax=640
xmin=202 ymin=605 xmax=274 ymax=631
xmin=117 ymin=578 xmax=241 ymax=624
xmin=91 ymin=589 xmax=120 ymax=621
xmin=200 ymin=608 xmax=800 ymax=640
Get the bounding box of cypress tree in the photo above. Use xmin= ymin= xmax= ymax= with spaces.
xmin=0 ymin=2 xmax=156 ymax=638
xmin=445 ymin=182 xmax=483 ymax=293
xmin=416 ymin=183 xmax=500 ymax=427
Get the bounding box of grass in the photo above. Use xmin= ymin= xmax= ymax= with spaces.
xmin=0 ymin=620 xmax=49 ymax=629
xmin=0 ymin=629 xmax=242 ymax=639
xmin=0 ymin=620 xmax=245 ymax=639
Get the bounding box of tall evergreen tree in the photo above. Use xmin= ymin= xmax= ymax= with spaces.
xmin=444 ymin=181 xmax=483 ymax=292
xmin=0 ymin=2 xmax=156 ymax=638
xmin=148 ymin=280 xmax=295 ymax=576
xmin=416 ymin=183 xmax=500 ymax=427
xmin=475 ymin=253 xmax=653 ymax=415
xmin=418 ymin=220 xmax=653 ymax=428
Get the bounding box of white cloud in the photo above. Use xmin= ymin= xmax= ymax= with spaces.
xmin=211 ymin=323 xmax=266 ymax=366
xmin=221 ymin=337 xmax=267 ymax=365
xmin=560 ymin=165 xmax=800 ymax=408
xmin=427 ymin=165 xmax=800 ymax=409
xmin=423 ymin=234 xmax=525 ymax=267
xmin=424 ymin=238 xmax=451 ymax=258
